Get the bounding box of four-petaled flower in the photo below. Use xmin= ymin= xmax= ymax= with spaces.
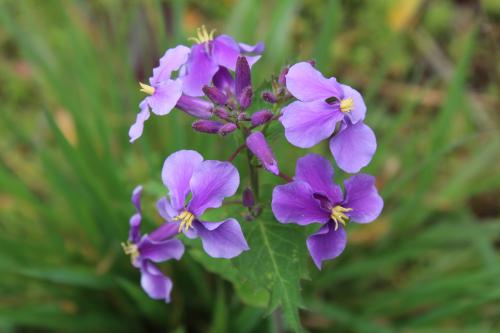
xmin=122 ymin=186 xmax=185 ymax=302
xmin=156 ymin=150 xmax=249 ymax=259
xmin=280 ymin=62 xmax=377 ymax=173
xmin=271 ymin=154 xmax=383 ymax=269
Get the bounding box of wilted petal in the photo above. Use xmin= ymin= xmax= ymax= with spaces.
xmin=272 ymin=181 xmax=330 ymax=225
xmin=294 ymin=154 xmax=343 ymax=203
xmin=306 ymin=222 xmax=347 ymax=269
xmin=343 ymin=174 xmax=383 ymax=224
xmin=280 ymin=100 xmax=343 ymax=148
xmin=246 ymin=131 xmax=279 ymax=175
xmin=140 ymin=261 xmax=173 ymax=302
xmin=191 ymin=219 xmax=249 ymax=258
xmin=286 ymin=62 xmax=342 ymax=102
xmin=129 ymin=102 xmax=150 ymax=142
xmin=148 ymin=79 xmax=183 ymax=116
xmin=150 ymin=45 xmax=191 ymax=85
xmin=182 ymin=44 xmax=219 ymax=96
xmin=162 ymin=150 xmax=204 ymax=211
xmin=139 ymin=237 xmax=184 ymax=263
xmin=329 ymin=122 xmax=376 ymax=173
xmin=341 ymin=84 xmax=366 ymax=124
xmin=188 ymin=160 xmax=239 ymax=216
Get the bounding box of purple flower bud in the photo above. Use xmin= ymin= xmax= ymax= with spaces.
xmin=176 ymin=95 xmax=212 ymax=119
xmin=235 ymin=56 xmax=251 ymax=99
xmin=261 ymin=91 xmax=277 ymax=104
xmin=213 ymin=107 xmax=230 ymax=121
xmin=202 ymin=85 xmax=228 ymax=105
xmin=246 ymin=131 xmax=279 ymax=175
xmin=192 ymin=120 xmax=224 ymax=134
xmin=251 ymin=109 xmax=273 ymax=126
xmin=242 ymin=187 xmax=255 ymax=207
xmin=218 ymin=123 xmax=238 ymax=136
xmin=239 ymin=86 xmax=253 ymax=110
xmin=278 ymin=66 xmax=289 ymax=86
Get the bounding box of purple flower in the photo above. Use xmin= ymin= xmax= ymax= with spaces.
xmin=129 ymin=45 xmax=191 ymax=142
xmin=182 ymin=26 xmax=264 ymax=97
xmin=157 ymin=150 xmax=249 ymax=259
xmin=271 ymin=154 xmax=383 ymax=269
xmin=122 ymin=186 xmax=185 ymax=302
xmin=246 ymin=131 xmax=279 ymax=175
xmin=280 ymin=62 xmax=377 ymax=173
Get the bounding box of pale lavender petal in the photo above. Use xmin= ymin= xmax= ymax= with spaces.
xmin=341 ymin=84 xmax=366 ymax=124
xmin=148 ymin=79 xmax=183 ymax=116
xmin=285 ymin=62 xmax=342 ymax=102
xmin=280 ymin=100 xmax=343 ymax=148
xmin=140 ymin=261 xmax=173 ymax=302
xmin=176 ymin=95 xmax=213 ymax=119
xmin=212 ymin=67 xmax=234 ymax=93
xmin=343 ymin=174 xmax=383 ymax=224
xmin=239 ymin=41 xmax=265 ymax=54
xmin=191 ymin=219 xmax=249 ymax=258
xmin=162 ymin=150 xmax=204 ymax=211
xmin=246 ymin=131 xmax=279 ymax=175
xmin=150 ymin=45 xmax=191 ymax=85
xmin=156 ymin=197 xmax=178 ymax=221
xmin=182 ymin=44 xmax=218 ymax=96
xmin=188 ymin=160 xmax=239 ymax=216
xmin=129 ymin=102 xmax=150 ymax=142
xmin=294 ymin=154 xmax=343 ymax=203
xmin=329 ymin=122 xmax=376 ymax=173
xmin=148 ymin=222 xmax=179 ymax=242
xmin=131 ymin=185 xmax=143 ymax=213
xmin=271 ymin=181 xmax=330 ymax=225
xmin=212 ymin=35 xmax=241 ymax=70
xmin=306 ymin=222 xmax=347 ymax=269
xmin=139 ymin=237 xmax=184 ymax=263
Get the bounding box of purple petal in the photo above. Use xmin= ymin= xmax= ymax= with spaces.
xmin=176 ymin=95 xmax=213 ymax=119
xmin=156 ymin=197 xmax=178 ymax=221
xmin=148 ymin=222 xmax=179 ymax=242
xmin=150 ymin=45 xmax=191 ymax=85
xmin=343 ymin=174 xmax=383 ymax=224
xmin=246 ymin=131 xmax=279 ymax=175
xmin=212 ymin=35 xmax=261 ymax=70
xmin=212 ymin=67 xmax=234 ymax=93
xmin=191 ymin=219 xmax=249 ymax=258
xmin=129 ymin=213 xmax=141 ymax=244
xmin=202 ymin=85 xmax=228 ymax=105
xmin=192 ymin=120 xmax=224 ymax=134
xmin=285 ymin=62 xmax=342 ymax=102
xmin=182 ymin=44 xmax=219 ymax=97
xmin=188 ymin=160 xmax=239 ymax=216
xmin=218 ymin=123 xmax=237 ymax=136
xmin=306 ymin=222 xmax=347 ymax=269
xmin=329 ymin=122 xmax=376 ymax=173
xmin=162 ymin=150 xmax=204 ymax=211
xmin=238 ymin=41 xmax=265 ymax=54
xmin=341 ymin=84 xmax=366 ymax=124
xmin=280 ymin=100 xmax=343 ymax=148
xmin=251 ymin=109 xmax=273 ymax=126
xmin=129 ymin=102 xmax=150 ymax=142
xmin=139 ymin=237 xmax=184 ymax=263
xmin=271 ymin=181 xmax=330 ymax=225
xmin=131 ymin=185 xmax=143 ymax=213
xmin=147 ymin=79 xmax=183 ymax=116
xmin=140 ymin=261 xmax=173 ymax=302
xmin=294 ymin=154 xmax=343 ymax=203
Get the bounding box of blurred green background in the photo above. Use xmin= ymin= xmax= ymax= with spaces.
xmin=1 ymin=0 xmax=499 ymax=332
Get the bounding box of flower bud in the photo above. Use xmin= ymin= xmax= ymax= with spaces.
xmin=278 ymin=66 xmax=289 ymax=86
xmin=235 ymin=56 xmax=251 ymax=99
xmin=218 ymin=123 xmax=237 ymax=136
xmin=239 ymin=86 xmax=253 ymax=110
xmin=176 ymin=95 xmax=212 ymax=119
xmin=213 ymin=107 xmax=230 ymax=121
xmin=192 ymin=120 xmax=224 ymax=134
xmin=242 ymin=187 xmax=255 ymax=208
xmin=246 ymin=131 xmax=279 ymax=175
xmin=251 ymin=109 xmax=273 ymax=126
xmin=202 ymin=85 xmax=228 ymax=105
xmin=261 ymin=91 xmax=277 ymax=104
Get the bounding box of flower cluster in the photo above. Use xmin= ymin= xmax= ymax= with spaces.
xmin=124 ymin=27 xmax=383 ymax=302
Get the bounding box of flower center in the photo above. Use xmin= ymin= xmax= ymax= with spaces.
xmin=174 ymin=210 xmax=195 ymax=232
xmin=139 ymin=82 xmax=155 ymax=95
xmin=340 ymin=98 xmax=354 ymax=113
xmin=188 ymin=25 xmax=216 ymax=44
xmin=121 ymin=241 xmax=139 ymax=264
xmin=331 ymin=205 xmax=353 ymax=230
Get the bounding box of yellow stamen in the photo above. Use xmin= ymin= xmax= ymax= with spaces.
xmin=121 ymin=241 xmax=140 ymax=264
xmin=174 ymin=210 xmax=195 ymax=232
xmin=188 ymin=25 xmax=216 ymax=44
xmin=340 ymin=98 xmax=354 ymax=113
xmin=139 ymin=82 xmax=155 ymax=95
xmin=331 ymin=205 xmax=353 ymax=230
